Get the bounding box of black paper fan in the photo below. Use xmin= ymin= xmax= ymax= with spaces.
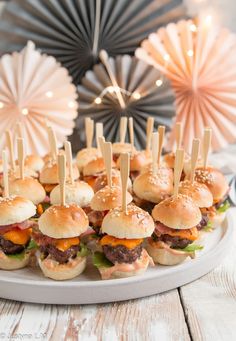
xmin=0 ymin=0 xmax=186 ymax=84
xmin=70 ymin=53 xmax=175 ymax=151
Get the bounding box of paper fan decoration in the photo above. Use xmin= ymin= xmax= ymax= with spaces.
xmin=0 ymin=0 xmax=186 ymax=84
xmin=0 ymin=41 xmax=78 ymax=156
xmin=70 ymin=52 xmax=175 ymax=151
xmin=136 ymin=17 xmax=236 ymax=152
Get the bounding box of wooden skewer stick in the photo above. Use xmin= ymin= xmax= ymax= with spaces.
xmin=64 ymin=141 xmax=74 ymax=185
xmin=5 ymin=130 xmax=15 ymax=171
xmin=152 ymin=132 xmax=159 ymax=175
xmin=96 ymin=122 xmax=103 ymax=152
xmin=16 ymin=122 xmax=24 ymax=139
xmin=157 ymin=125 xmax=165 ymax=166
xmin=85 ymin=118 xmax=94 ymax=148
xmin=146 ymin=117 xmax=154 ymax=152
xmin=47 ymin=126 xmax=58 ymax=161
xmin=190 ymin=138 xmax=200 ymax=183
xmin=120 ymin=117 xmax=127 ymax=143
xmin=173 ymin=149 xmax=184 ymax=198
xmin=120 ymin=153 xmax=130 ymax=214
xmin=58 ymin=154 xmax=66 ymax=206
xmin=2 ymin=150 xmax=9 ymax=198
xmin=175 ymin=122 xmax=182 ymax=149
xmin=17 ymin=138 xmax=25 ymax=180
xmin=203 ymin=128 xmax=212 ymax=169
xmin=98 ymin=136 xmax=105 ymax=157
xmin=103 ymin=142 xmax=113 ymax=188
xmin=129 ymin=117 xmax=134 ymax=154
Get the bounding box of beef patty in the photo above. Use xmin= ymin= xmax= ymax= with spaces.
xmin=0 ymin=236 xmax=25 ymax=255
xmin=40 ymin=244 xmax=80 ymax=264
xmin=153 ymin=234 xmax=192 ymax=249
xmin=103 ymin=244 xmax=142 ymax=264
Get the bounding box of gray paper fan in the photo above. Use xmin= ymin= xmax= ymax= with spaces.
xmin=0 ymin=0 xmax=186 ymax=84
xmin=70 ymin=54 xmax=175 ymax=151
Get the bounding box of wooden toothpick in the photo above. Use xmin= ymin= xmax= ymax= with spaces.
xmin=146 ymin=117 xmax=154 ymax=152
xmin=5 ymin=130 xmax=15 ymax=171
xmin=2 ymin=150 xmax=9 ymax=198
xmin=96 ymin=122 xmax=103 ymax=152
xmin=120 ymin=116 xmax=127 ymax=143
xmin=103 ymin=142 xmax=112 ymax=188
xmin=129 ymin=117 xmax=134 ymax=154
xmin=64 ymin=141 xmax=74 ymax=185
xmin=16 ymin=122 xmax=24 ymax=139
xmin=190 ymin=138 xmax=200 ymax=183
xmin=85 ymin=118 xmax=94 ymax=148
xmin=47 ymin=126 xmax=58 ymax=161
xmin=58 ymin=154 xmax=66 ymax=206
xmin=203 ymin=128 xmax=212 ymax=169
xmin=157 ymin=125 xmax=165 ymax=166
xmin=17 ymin=138 xmax=25 ymax=180
xmin=173 ymin=149 xmax=184 ymax=198
xmin=175 ymin=122 xmax=183 ymax=150
xmin=120 ymin=153 xmax=130 ymax=214
xmin=152 ymin=132 xmax=159 ymax=175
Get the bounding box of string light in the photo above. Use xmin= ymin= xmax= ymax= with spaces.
xmin=132 ymin=92 xmax=141 ymax=100
xmin=187 ymin=49 xmax=194 ymax=57
xmin=21 ymin=108 xmax=29 ymax=115
xmin=156 ymin=79 xmax=163 ymax=87
xmin=68 ymin=101 xmax=76 ymax=108
xmin=205 ymin=15 xmax=212 ymax=25
xmin=190 ymin=24 xmax=197 ymax=32
xmin=0 ymin=102 xmax=4 ymax=109
xmin=107 ymin=86 xmax=115 ymax=93
xmin=163 ymin=54 xmax=170 ymax=61
xmin=46 ymin=91 xmax=53 ymax=98
xmin=94 ymin=97 xmax=102 ymax=104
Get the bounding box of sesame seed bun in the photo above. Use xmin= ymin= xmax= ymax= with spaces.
xmin=76 ymin=147 xmax=101 ymax=172
xmin=0 ymin=250 xmax=30 ymax=270
xmin=179 ymin=180 xmax=213 ymax=208
xmin=152 ymin=194 xmax=201 ymax=229
xmin=25 ymin=155 xmax=44 ymax=172
xmin=50 ymin=181 xmax=94 ymax=207
xmin=133 ymin=168 xmax=174 ymax=203
xmin=83 ymin=157 xmax=116 ymax=177
xmin=9 ymin=177 xmax=46 ymax=205
xmin=163 ymin=152 xmax=190 ymax=169
xmin=39 ymin=161 xmax=79 ymax=184
xmin=38 ymin=204 xmax=89 ymax=238
xmin=117 ymin=152 xmax=148 ymax=171
xmin=90 ymin=185 xmax=132 ymax=211
xmin=93 ymin=169 xmax=132 ymax=193
xmin=0 ymin=196 xmax=36 ymax=225
xmin=195 ymin=167 xmax=229 ymax=203
xmin=112 ymin=142 xmax=135 ymax=155
xmin=101 ymin=204 xmax=155 ymax=239
xmin=38 ymin=254 xmax=86 ymax=280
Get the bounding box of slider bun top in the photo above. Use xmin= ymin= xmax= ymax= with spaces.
xmin=112 ymin=142 xmax=135 ymax=155
xmin=117 ymin=152 xmax=148 ymax=172
xmin=76 ymin=147 xmax=100 ymax=172
xmin=163 ymin=152 xmax=190 ymax=169
xmin=9 ymin=177 xmax=46 ymax=205
xmin=83 ymin=157 xmax=116 ymax=177
xmin=133 ymin=168 xmax=174 ymax=203
xmin=102 ymin=204 xmax=155 ymax=239
xmin=39 ymin=161 xmax=79 ymax=184
xmin=50 ymin=181 xmax=94 ymax=207
xmin=24 ymin=155 xmax=44 ymax=172
xmin=195 ymin=167 xmax=229 ymax=202
xmin=0 ymin=196 xmax=36 ymax=225
xmin=179 ymin=180 xmax=213 ymax=208
xmin=152 ymin=194 xmax=201 ymax=230
xmin=38 ymin=204 xmax=89 ymax=238
xmin=90 ymin=185 xmax=132 ymax=211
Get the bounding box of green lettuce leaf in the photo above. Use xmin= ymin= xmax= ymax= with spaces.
xmin=7 ymin=251 xmax=26 ymax=260
xmin=217 ymin=200 xmax=230 ymax=213
xmin=177 ymin=244 xmax=204 ymax=253
xmin=92 ymin=252 xmax=113 ymax=269
xmin=203 ymin=221 xmax=213 ymax=232
xmin=27 ymin=239 xmax=38 ymax=250
xmin=77 ymin=243 xmax=89 ymax=257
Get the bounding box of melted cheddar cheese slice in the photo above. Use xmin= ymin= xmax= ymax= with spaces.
xmin=3 ymin=228 xmax=32 ymax=245
xmin=54 ymin=237 xmax=80 ymax=252
xmin=100 ymin=235 xmax=143 ymax=249
xmin=165 ymin=227 xmax=199 ymax=241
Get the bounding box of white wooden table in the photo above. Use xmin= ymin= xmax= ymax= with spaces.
xmin=0 ymin=149 xmax=236 ymax=341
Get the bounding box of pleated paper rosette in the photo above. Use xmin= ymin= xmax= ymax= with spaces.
xmin=0 ymin=0 xmax=186 ymax=84
xmin=136 ymin=17 xmax=236 ymax=152
xmin=70 ymin=54 xmax=175 ymax=151
xmin=0 ymin=41 xmax=78 ymax=156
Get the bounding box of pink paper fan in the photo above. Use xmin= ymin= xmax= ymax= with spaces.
xmin=136 ymin=17 xmax=236 ymax=152
xmin=0 ymin=41 xmax=78 ymax=156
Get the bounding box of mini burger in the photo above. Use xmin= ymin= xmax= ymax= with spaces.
xmin=33 ymin=204 xmax=89 ymax=280
xmin=24 ymin=155 xmax=44 ymax=174
xmin=84 ymin=185 xmax=132 ymax=234
xmin=93 ymin=204 xmax=154 ymax=279
xmin=195 ymin=167 xmax=230 ymax=227
xmin=83 ymin=157 xmax=116 ymax=189
xmin=0 ymin=196 xmax=36 ymax=270
xmin=163 ymin=152 xmax=190 ymax=180
xmin=179 ymin=180 xmax=213 ymax=231
xmin=76 ymin=147 xmax=100 ymax=173
xmin=117 ymin=151 xmax=148 ymax=182
xmin=93 ymin=168 xmax=132 ymax=193
xmin=50 ymin=180 xmax=94 ymax=208
xmin=133 ymin=167 xmax=174 ymax=213
xmin=112 ymin=142 xmax=135 ymax=162
xmin=147 ymin=194 xmax=203 ymax=265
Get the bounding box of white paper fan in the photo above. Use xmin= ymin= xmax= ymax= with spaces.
xmin=136 ymin=17 xmax=236 ymax=151
xmin=70 ymin=54 xmax=175 ymax=151
xmin=0 ymin=41 xmax=78 ymax=156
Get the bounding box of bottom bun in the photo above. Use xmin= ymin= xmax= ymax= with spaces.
xmin=0 ymin=250 xmax=30 ymax=270
xmin=38 ymin=255 xmax=86 ymax=280
xmin=210 ymin=212 xmax=226 ymax=228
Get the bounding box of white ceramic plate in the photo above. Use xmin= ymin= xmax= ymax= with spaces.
xmin=0 ymin=212 xmax=234 ymax=305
